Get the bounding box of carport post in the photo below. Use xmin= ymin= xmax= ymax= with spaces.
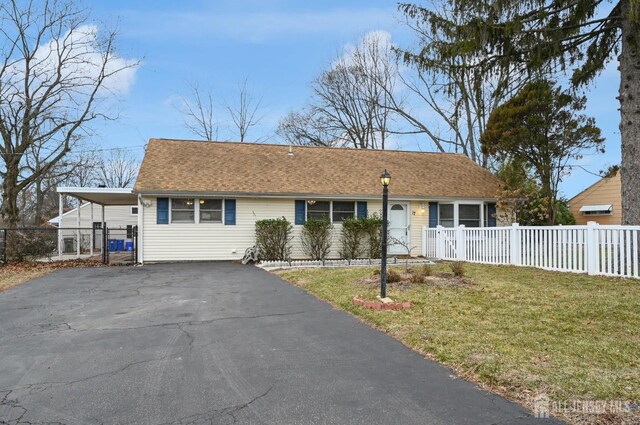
xmin=102 ymin=204 xmax=106 ymax=258
xmin=90 ymin=203 xmax=94 ymax=256
xmin=76 ymin=198 xmax=81 ymax=258
xmin=58 ymin=193 xmax=63 ymax=260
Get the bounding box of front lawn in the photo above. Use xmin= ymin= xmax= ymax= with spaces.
xmin=277 ymin=263 xmax=640 ymax=424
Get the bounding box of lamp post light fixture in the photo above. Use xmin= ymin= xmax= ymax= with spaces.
xmin=380 ymin=169 xmax=391 ymax=299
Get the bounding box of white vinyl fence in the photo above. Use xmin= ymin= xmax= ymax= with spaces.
xmin=422 ymin=222 xmax=640 ymax=279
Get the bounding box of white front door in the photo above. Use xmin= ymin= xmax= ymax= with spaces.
xmin=388 ymin=203 xmax=409 ymax=254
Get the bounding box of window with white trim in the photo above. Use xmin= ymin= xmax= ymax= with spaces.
xmin=171 ymin=198 xmax=195 ymax=223
xmin=307 ymin=201 xmax=330 ymax=220
xmin=332 ymin=201 xmax=355 ymax=222
xmin=306 ymin=200 xmax=356 ymax=222
xmin=439 ymin=204 xmax=454 ymax=227
xmin=459 ymin=204 xmax=481 ymax=227
xmin=199 ymin=199 xmax=223 ymax=222
xmin=131 ymin=206 xmax=138 ymax=216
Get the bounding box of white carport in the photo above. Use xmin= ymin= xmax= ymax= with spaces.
xmin=56 ymin=187 xmax=138 ymax=260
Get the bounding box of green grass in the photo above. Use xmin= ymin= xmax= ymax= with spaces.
xmin=277 ymin=263 xmax=640 ymax=419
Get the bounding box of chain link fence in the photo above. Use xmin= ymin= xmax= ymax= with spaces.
xmin=0 ymin=226 xmax=137 ymax=265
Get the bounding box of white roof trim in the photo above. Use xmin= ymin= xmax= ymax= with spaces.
xmin=579 ymin=204 xmax=613 ymax=212
xmin=57 ymin=187 xmax=133 ymax=194
xmin=56 ymin=187 xmax=137 ymax=206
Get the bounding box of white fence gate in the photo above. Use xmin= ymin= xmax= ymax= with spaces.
xmin=422 ymin=222 xmax=640 ymax=279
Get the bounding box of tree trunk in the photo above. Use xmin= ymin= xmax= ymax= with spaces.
xmin=1 ymin=162 xmax=21 ymax=227
xmin=33 ymin=179 xmax=45 ymax=226
xmin=620 ymin=0 xmax=640 ymax=225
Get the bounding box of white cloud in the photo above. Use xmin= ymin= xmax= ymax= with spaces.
xmin=3 ymin=24 xmax=138 ymax=99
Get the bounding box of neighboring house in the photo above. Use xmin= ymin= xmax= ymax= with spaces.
xmin=568 ymin=172 xmax=621 ymax=225
xmin=127 ymin=138 xmax=503 ymax=262
xmin=48 ymin=203 xmax=139 ymax=252
xmin=48 ymin=203 xmax=139 ymax=229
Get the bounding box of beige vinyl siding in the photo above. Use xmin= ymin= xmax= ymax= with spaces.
xmin=57 ymin=204 xmax=138 ymax=229
xmin=142 ymin=197 xmax=429 ymax=262
xmin=142 ymin=197 xmax=506 ymax=262
xmin=569 ymin=174 xmax=621 ymax=225
xmin=409 ymin=201 xmax=429 ymax=252
xmin=143 ymin=197 xmax=322 ymax=262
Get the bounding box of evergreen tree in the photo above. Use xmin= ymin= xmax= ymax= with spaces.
xmin=482 ymin=80 xmax=604 ymax=224
xmin=399 ymin=0 xmax=640 ymax=224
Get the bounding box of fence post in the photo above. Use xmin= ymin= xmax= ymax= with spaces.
xmin=436 ymin=225 xmax=444 ymax=259
xmin=510 ymin=223 xmax=521 ymax=265
xmin=586 ymin=221 xmax=598 ymax=275
xmin=456 ymin=225 xmax=466 ymax=260
xmin=422 ymin=226 xmax=427 ymax=257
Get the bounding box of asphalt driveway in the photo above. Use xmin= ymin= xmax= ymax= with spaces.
xmin=0 ymin=262 xmax=560 ymax=424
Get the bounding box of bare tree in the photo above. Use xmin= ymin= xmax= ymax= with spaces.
xmin=0 ymin=0 xmax=138 ymax=225
xmin=394 ymin=1 xmax=529 ymax=167
xmin=179 ymin=83 xmax=216 ymax=141
xmin=276 ymin=108 xmax=343 ymax=147
xmin=21 ymin=143 xmax=91 ymax=225
xmin=67 ymin=149 xmax=101 ymax=187
xmin=277 ymin=32 xmax=398 ymax=150
xmin=226 ymin=79 xmax=263 ymax=142
xmin=97 ymin=148 xmax=138 ymax=188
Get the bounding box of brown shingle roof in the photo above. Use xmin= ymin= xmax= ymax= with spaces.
xmin=134 ymin=139 xmax=502 ymax=199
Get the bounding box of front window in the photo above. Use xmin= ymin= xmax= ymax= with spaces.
xmin=307 ymin=201 xmax=330 ymax=220
xmin=131 ymin=206 xmax=138 ymax=215
xmin=332 ymin=201 xmax=355 ymax=222
xmin=200 ymin=199 xmax=223 ymax=222
xmin=439 ymin=204 xmax=454 ymax=227
xmin=171 ymin=198 xmax=195 ymax=223
xmin=459 ymin=204 xmax=481 ymax=227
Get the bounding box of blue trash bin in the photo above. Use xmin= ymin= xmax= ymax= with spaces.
xmin=125 ymin=241 xmax=133 ymax=252
xmin=117 ymin=240 xmax=125 ymax=251
xmin=108 ymin=240 xmax=118 ymax=252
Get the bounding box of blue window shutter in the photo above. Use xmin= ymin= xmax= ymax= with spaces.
xmin=428 ymin=202 xmax=438 ymax=228
xmin=157 ymin=198 xmax=169 ymax=224
xmin=487 ymin=203 xmax=497 ymax=227
xmin=295 ymin=200 xmax=306 ymax=225
xmin=357 ymin=201 xmax=367 ymax=219
xmin=224 ymin=199 xmax=236 ymax=225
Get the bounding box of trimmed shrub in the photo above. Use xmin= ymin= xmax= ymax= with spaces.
xmin=339 ymin=218 xmax=363 ymax=260
xmin=450 ymin=261 xmax=465 ymax=277
xmin=300 ymin=219 xmax=333 ymax=261
xmin=255 ymin=217 xmax=293 ymax=261
xmin=360 ymin=214 xmax=383 ymax=259
xmin=338 ymin=215 xmax=384 ymax=260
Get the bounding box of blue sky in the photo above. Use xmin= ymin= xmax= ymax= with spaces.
xmin=82 ymin=0 xmax=621 ymax=199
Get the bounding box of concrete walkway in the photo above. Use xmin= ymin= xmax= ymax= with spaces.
xmin=0 ymin=262 xmax=561 ymax=424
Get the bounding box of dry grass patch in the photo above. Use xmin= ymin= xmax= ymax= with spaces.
xmin=277 ymin=263 xmax=640 ymax=425
xmin=0 ymin=259 xmax=103 ymax=292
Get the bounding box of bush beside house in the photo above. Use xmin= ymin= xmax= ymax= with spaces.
xmin=255 ymin=217 xmax=293 ymax=261
xmin=300 ymin=219 xmax=333 ymax=261
xmin=256 ymin=215 xmax=383 ymax=262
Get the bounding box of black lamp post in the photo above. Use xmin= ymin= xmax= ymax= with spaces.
xmin=380 ymin=169 xmax=391 ymax=299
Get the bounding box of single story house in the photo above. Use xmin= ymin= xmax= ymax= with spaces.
xmin=568 ymin=172 xmax=621 ymax=225
xmin=126 ymin=138 xmax=503 ymax=263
